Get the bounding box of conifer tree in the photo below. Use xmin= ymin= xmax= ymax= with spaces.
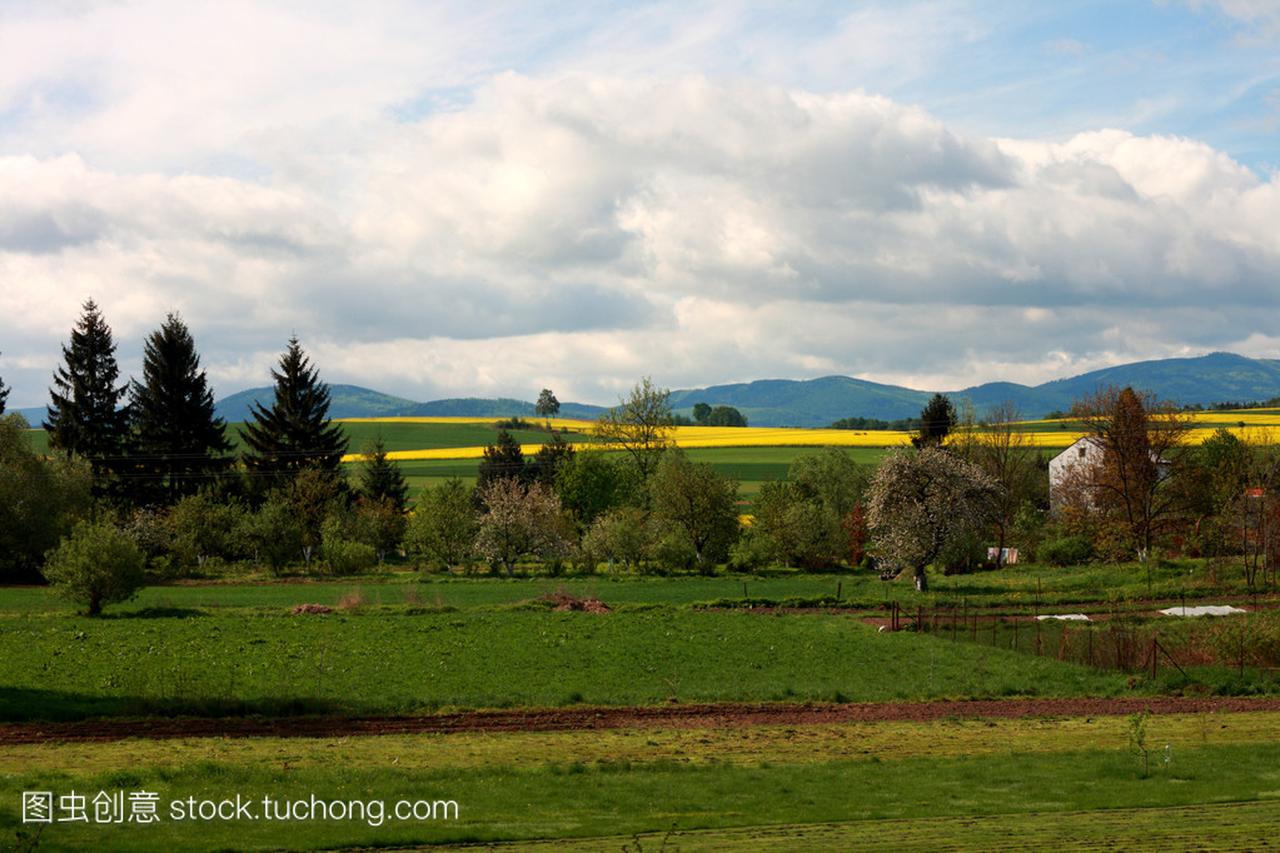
xmin=912 ymin=393 xmax=957 ymax=449
xmin=476 ymin=429 xmax=527 ymax=493
xmin=240 ymin=337 xmax=348 ymax=485
xmin=0 ymin=354 xmax=8 ymax=415
xmin=45 ymin=299 xmax=130 ymax=483
xmin=358 ymin=435 xmax=408 ymax=513
xmin=128 ymin=313 xmax=232 ymax=502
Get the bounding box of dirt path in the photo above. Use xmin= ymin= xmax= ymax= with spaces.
xmin=5 ymin=696 xmax=1280 ymax=744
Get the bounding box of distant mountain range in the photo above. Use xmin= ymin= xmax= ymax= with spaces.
xmin=13 ymin=352 xmax=1280 ymax=430
xmin=211 ymin=385 xmax=609 ymax=424
xmin=671 ymin=352 xmax=1280 ymax=426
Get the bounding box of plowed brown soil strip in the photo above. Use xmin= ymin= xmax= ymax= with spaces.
xmin=5 ymin=696 xmax=1280 ymax=744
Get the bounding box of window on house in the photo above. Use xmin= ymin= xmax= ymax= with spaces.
xmin=1078 ymin=446 xmax=1087 ymax=458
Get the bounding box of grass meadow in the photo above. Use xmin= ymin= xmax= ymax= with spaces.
xmin=6 ymin=723 xmax=1280 ymax=850
xmin=0 ymin=609 xmax=1131 ymax=721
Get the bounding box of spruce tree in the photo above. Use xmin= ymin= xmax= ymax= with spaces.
xmin=476 ymin=429 xmax=526 ymax=492
xmin=240 ymin=337 xmax=348 ymax=485
xmin=45 ymin=299 xmax=130 ymax=483
xmin=912 ymin=393 xmax=956 ymax=449
xmin=128 ymin=313 xmax=232 ymax=502
xmin=0 ymin=354 xmax=8 ymax=415
xmin=358 ymin=435 xmax=408 ymax=513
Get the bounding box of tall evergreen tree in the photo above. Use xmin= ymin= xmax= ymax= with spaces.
xmin=0 ymin=354 xmax=8 ymax=415
xmin=45 ymin=299 xmax=130 ymax=483
xmin=476 ymin=429 xmax=527 ymax=493
xmin=358 ymin=435 xmax=409 ymax=513
xmin=912 ymin=393 xmax=957 ymax=449
xmin=529 ymin=430 xmax=575 ymax=487
xmin=128 ymin=313 xmax=232 ymax=502
xmin=240 ymin=337 xmax=348 ymax=485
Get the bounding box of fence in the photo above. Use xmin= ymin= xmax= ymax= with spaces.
xmin=885 ymin=599 xmax=1188 ymax=676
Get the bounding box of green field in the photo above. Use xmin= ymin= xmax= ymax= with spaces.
xmin=3 ymin=562 xmax=1280 ymax=850
xmin=0 ymin=555 xmax=1267 ymax=616
xmin=0 ymin=555 xmax=1262 ymax=614
xmin=19 ymin=419 xmax=586 ymax=458
xmin=389 ymin=445 xmax=890 ymax=496
xmin=6 ymin=719 xmax=1280 ymax=850
xmin=0 ymin=609 xmax=1129 ymax=721
xmin=20 ymin=422 xmax=889 ymax=498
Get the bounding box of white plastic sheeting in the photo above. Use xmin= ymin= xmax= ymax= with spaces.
xmin=1158 ymin=605 xmax=1247 ymax=617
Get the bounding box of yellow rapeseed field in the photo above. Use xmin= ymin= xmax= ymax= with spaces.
xmin=338 ymin=411 xmax=1280 ymax=463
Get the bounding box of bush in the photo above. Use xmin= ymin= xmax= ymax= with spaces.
xmin=235 ymin=492 xmax=302 ymax=573
xmin=323 ymin=539 xmax=377 ymax=575
xmin=727 ymin=526 xmax=776 ymax=572
xmin=1038 ymin=535 xmax=1094 ymax=567
xmin=582 ymin=507 xmax=650 ymax=572
xmin=405 ymin=478 xmax=477 ymax=572
xmin=0 ymin=415 xmax=93 ymax=582
xmin=42 ymin=520 xmax=146 ymax=616
xmin=168 ymin=492 xmax=246 ymax=571
xmin=649 ymin=522 xmax=698 ymax=574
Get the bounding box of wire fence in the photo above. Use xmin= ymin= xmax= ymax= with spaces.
xmin=886 ymin=599 xmax=1191 ymax=676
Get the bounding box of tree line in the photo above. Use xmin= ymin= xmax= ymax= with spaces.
xmin=3 ymin=302 xmax=1275 ymax=613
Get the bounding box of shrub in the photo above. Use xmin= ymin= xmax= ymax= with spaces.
xmin=234 ymin=492 xmax=302 ymax=573
xmin=727 ymin=526 xmax=775 ymax=572
xmin=168 ymin=492 xmax=246 ymax=571
xmin=42 ymin=520 xmax=146 ymax=616
xmin=0 ymin=415 xmax=93 ymax=582
xmin=405 ymin=478 xmax=477 ymax=572
xmin=582 ymin=507 xmax=650 ymax=572
xmin=1038 ymin=535 xmax=1094 ymax=567
xmin=324 ymin=539 xmax=377 ymax=575
xmin=649 ymin=522 xmax=698 ymax=574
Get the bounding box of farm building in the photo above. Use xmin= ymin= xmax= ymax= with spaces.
xmin=1048 ymin=437 xmax=1101 ymax=508
xmin=1048 ymin=436 xmax=1171 ymax=508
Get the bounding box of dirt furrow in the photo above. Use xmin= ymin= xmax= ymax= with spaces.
xmin=4 ymin=696 xmax=1280 ymax=744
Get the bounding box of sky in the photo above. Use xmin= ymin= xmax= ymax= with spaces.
xmin=2 ymin=0 xmax=1279 ymax=408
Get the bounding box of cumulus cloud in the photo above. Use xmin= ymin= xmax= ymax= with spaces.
xmin=2 ymin=4 xmax=1279 ymax=407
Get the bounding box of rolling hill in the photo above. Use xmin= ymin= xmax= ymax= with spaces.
xmin=200 ymin=351 xmax=1280 ymax=429
xmin=213 ymin=384 xmax=419 ymax=423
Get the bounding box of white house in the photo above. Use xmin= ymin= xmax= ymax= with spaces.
xmin=1048 ymin=435 xmax=1170 ymax=508
xmin=1048 ymin=437 xmax=1103 ymax=508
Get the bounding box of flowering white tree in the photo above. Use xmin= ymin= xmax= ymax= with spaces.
xmin=866 ymin=447 xmax=999 ymax=591
xmin=474 ymin=478 xmax=569 ymax=575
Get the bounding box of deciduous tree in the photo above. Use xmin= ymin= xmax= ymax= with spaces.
xmin=703 ymin=405 xmax=748 ymax=427
xmin=535 ymin=388 xmax=560 ymax=425
xmin=474 ymin=479 xmax=568 ymax=575
xmin=969 ymin=401 xmax=1040 ymax=565
xmin=554 ymin=450 xmax=637 ymax=527
xmin=866 ymin=448 xmax=999 ymax=591
xmin=406 ymin=478 xmax=478 ymax=571
xmin=0 ymin=414 xmax=92 ymax=582
xmin=593 ymin=377 xmax=673 ymax=482
xmin=42 ymin=520 xmax=145 ymax=616
xmin=1070 ymin=386 xmax=1190 ymax=561
xmin=648 ymin=449 xmax=739 ymax=572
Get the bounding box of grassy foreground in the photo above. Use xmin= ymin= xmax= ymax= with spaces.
xmin=4 ymin=717 xmax=1280 ymax=851
xmin=0 ymin=611 xmax=1130 ymax=721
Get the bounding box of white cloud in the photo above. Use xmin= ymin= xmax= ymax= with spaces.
xmin=2 ymin=6 xmax=1279 ymax=408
